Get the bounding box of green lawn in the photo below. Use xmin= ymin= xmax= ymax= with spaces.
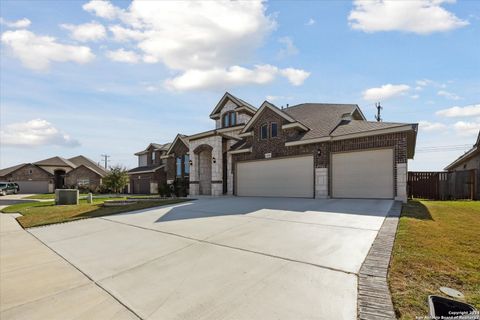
xmin=1 ymin=198 xmax=192 ymax=228
xmin=388 ymin=200 xmax=480 ymax=319
xmin=23 ymin=193 xmax=162 ymax=200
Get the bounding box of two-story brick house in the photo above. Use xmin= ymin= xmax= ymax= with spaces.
xmin=130 ymin=92 xmax=418 ymax=201
xmin=128 ymin=136 xmax=191 ymax=194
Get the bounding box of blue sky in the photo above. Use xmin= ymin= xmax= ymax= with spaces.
xmin=1 ymin=0 xmax=479 ymax=170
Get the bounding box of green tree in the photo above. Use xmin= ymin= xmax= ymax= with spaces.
xmin=102 ymin=165 xmax=129 ymax=194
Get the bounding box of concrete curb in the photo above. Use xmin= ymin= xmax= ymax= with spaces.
xmin=357 ymin=201 xmax=402 ymax=320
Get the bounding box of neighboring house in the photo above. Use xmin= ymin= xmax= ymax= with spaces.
xmin=128 ymin=135 xmax=191 ymax=194
xmin=0 ymin=155 xmax=107 ymax=193
xmin=128 ymin=143 xmax=171 ymax=194
xmin=130 ymin=92 xmax=418 ymax=201
xmin=444 ymin=131 xmax=480 ymax=171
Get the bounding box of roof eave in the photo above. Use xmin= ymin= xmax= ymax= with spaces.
xmin=444 ymin=147 xmax=478 ymax=170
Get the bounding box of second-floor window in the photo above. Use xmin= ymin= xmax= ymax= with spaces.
xmin=271 ymin=122 xmax=278 ymax=138
xmin=222 ymin=111 xmax=237 ymax=128
xmin=260 ymin=123 xmax=268 ymax=140
xmin=152 ymin=152 xmax=156 ymax=162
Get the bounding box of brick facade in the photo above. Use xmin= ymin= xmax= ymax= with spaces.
xmin=64 ymin=166 xmax=102 ymax=192
xmin=0 ymin=164 xmax=53 ymax=182
xmin=232 ymin=107 xmax=409 ymax=199
xmin=129 ymin=169 xmax=166 ymax=194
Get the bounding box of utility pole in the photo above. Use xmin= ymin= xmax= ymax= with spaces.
xmin=374 ymin=102 xmax=383 ymax=122
xmin=100 ymin=154 xmax=110 ymax=170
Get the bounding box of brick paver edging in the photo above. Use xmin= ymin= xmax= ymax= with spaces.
xmin=357 ymin=201 xmax=402 ymax=320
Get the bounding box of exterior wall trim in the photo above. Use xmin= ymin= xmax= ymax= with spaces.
xmin=240 ymin=102 xmax=297 ymax=134
xmin=238 ymin=131 xmax=253 ymax=137
xmin=284 ymin=125 xmax=414 ymax=147
xmin=281 ymin=122 xmax=309 ymax=131
xmin=228 ymin=148 xmax=252 ymax=154
xmin=285 ymin=137 xmax=330 ymax=146
xmin=331 ymin=125 xmax=414 ymax=141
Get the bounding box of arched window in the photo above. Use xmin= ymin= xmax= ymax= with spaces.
xmin=222 ymin=111 xmax=237 ymax=128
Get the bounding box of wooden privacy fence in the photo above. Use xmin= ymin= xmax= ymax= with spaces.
xmin=408 ymin=170 xmax=478 ymax=200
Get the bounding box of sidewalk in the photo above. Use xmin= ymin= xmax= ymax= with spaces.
xmin=0 ymin=214 xmax=139 ymax=320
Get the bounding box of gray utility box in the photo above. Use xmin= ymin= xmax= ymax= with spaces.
xmin=55 ymin=189 xmax=79 ymax=205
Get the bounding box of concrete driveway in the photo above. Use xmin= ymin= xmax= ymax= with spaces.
xmin=30 ymin=197 xmax=393 ymax=320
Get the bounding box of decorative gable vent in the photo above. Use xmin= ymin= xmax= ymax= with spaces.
xmin=341 ymin=112 xmax=353 ymax=122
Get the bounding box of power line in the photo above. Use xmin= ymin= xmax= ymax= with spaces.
xmin=416 ymin=144 xmax=472 ymax=153
xmin=100 ymin=154 xmax=111 ymax=169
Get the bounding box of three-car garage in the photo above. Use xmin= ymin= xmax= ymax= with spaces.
xmin=235 ymin=148 xmax=395 ymax=199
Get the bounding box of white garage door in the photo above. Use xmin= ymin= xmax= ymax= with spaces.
xmin=16 ymin=181 xmax=50 ymax=194
xmin=332 ymin=149 xmax=394 ymax=199
xmin=236 ymin=155 xmax=314 ymax=198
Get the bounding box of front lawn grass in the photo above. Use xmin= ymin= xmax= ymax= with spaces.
xmin=388 ymin=200 xmax=480 ymax=319
xmin=24 ymin=193 xmax=161 ymax=200
xmin=1 ymin=198 xmax=191 ymax=228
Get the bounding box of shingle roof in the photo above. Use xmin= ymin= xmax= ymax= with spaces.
xmin=282 ymin=103 xmax=358 ymax=140
xmin=230 ymin=139 xmax=251 ymax=151
xmin=0 ymin=163 xmax=28 ymax=177
xmin=34 ymin=156 xmax=77 ymax=168
xmin=68 ymin=155 xmax=108 ymax=175
xmin=330 ymin=120 xmax=408 ymax=136
xmin=135 ymin=142 xmax=171 ymax=155
xmin=128 ymin=165 xmax=165 ymax=174
xmin=158 ymin=143 xmax=171 ymax=151
xmin=210 ymin=92 xmax=257 ymax=117
xmin=444 ymin=130 xmax=480 ymax=170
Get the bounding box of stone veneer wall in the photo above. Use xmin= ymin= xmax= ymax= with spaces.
xmin=215 ymin=101 xmax=252 ymax=129
xmin=189 ymin=135 xmax=223 ymax=196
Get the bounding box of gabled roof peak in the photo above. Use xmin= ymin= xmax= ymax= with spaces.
xmin=210 ymin=92 xmax=256 ymax=119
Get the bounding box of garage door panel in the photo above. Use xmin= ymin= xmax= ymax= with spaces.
xmin=16 ymin=181 xmax=50 ymax=194
xmin=332 ymin=149 xmax=393 ymax=199
xmin=237 ymin=156 xmax=313 ymax=198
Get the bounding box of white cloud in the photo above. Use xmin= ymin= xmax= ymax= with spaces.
xmin=106 ymin=48 xmax=140 ymax=63
xmin=277 ymin=36 xmax=299 ymax=58
xmin=419 ymin=121 xmax=447 ymax=132
xmin=0 ymin=17 xmax=31 ymax=28
xmin=82 ymin=0 xmax=121 ymax=20
xmin=109 ymin=25 xmax=145 ymax=42
xmin=436 ymin=104 xmax=480 ymax=117
xmin=416 ymin=79 xmax=433 ymax=86
xmin=437 ymin=90 xmax=461 ymax=100
xmin=0 ymin=119 xmax=80 ymax=147
xmin=279 ymin=68 xmax=310 ymax=86
xmin=85 ymin=1 xmax=276 ymax=70
xmin=306 ymin=18 xmax=316 ymax=26
xmin=1 ymin=30 xmax=95 ymax=71
xmin=362 ymin=84 xmax=410 ymax=101
xmin=60 ymin=21 xmax=106 ymax=42
xmin=164 ymin=65 xmax=309 ymax=91
xmin=453 ymin=121 xmax=480 ymax=136
xmin=411 ymin=94 xmax=420 ymax=99
xmin=348 ymin=0 xmax=468 ymax=34
xmin=83 ymin=1 xmax=308 ymax=90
